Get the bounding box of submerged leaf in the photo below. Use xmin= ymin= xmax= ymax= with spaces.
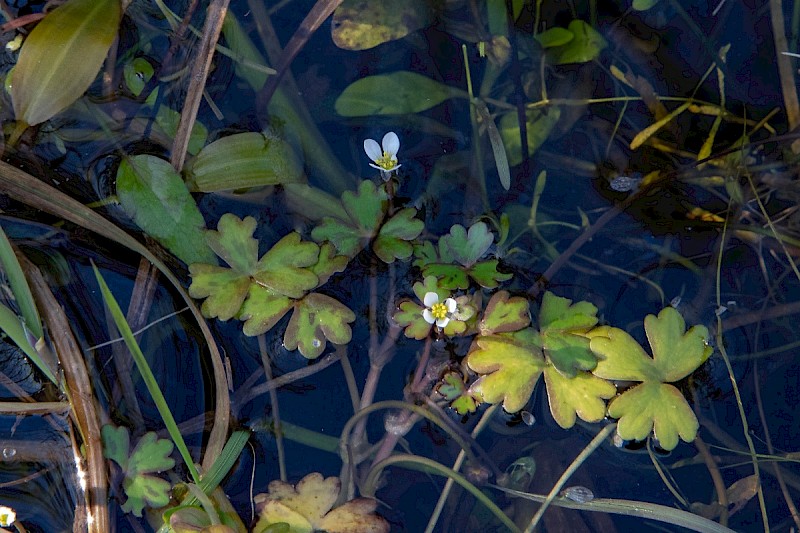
xmin=116 ymin=155 xmax=215 ymax=266
xmin=547 ymin=20 xmax=607 ymax=65
xmin=332 ymin=0 xmax=435 ymax=50
xmin=336 ymin=72 xmax=456 ymax=116
xmin=439 ymin=222 xmax=493 ymax=267
xmin=499 ymin=108 xmax=561 ymax=166
xmin=10 ymin=0 xmax=122 ymax=125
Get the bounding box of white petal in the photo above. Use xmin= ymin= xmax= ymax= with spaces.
xmin=364 ymin=138 xmax=382 ymax=162
xmin=423 ymin=292 xmax=439 ymax=307
xmin=422 ymin=309 xmax=436 ymax=324
xmin=436 ymin=316 xmax=450 ymax=328
xmin=444 ymin=298 xmax=457 ymax=313
xmin=382 ymin=131 xmax=400 ymax=156
xmin=369 ymin=162 xmax=384 ymax=171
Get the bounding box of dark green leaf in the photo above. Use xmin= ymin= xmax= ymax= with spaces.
xmin=336 ymin=72 xmax=457 ymax=116
xmin=548 ymin=20 xmax=607 ymax=65
xmin=373 ymin=208 xmax=424 ymax=263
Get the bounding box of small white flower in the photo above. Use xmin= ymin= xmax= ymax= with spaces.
xmin=422 ymin=291 xmax=456 ymax=328
xmin=364 ymin=132 xmax=401 ymax=177
xmin=0 ymin=505 xmax=16 ymax=527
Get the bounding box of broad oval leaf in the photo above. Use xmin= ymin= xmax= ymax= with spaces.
xmin=332 ymin=0 xmax=435 ymax=50
xmin=186 ymin=131 xmax=304 ymax=192
xmin=10 ymin=0 xmax=122 ymax=126
xmin=335 ymin=72 xmax=457 ymax=116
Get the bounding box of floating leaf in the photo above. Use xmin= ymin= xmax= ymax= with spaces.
xmin=439 ymin=222 xmax=493 ymax=267
xmin=633 ymin=0 xmax=660 ymax=10
xmin=436 ymin=370 xmax=481 ymax=415
xmin=116 ymin=155 xmax=215 ymax=266
xmin=479 ymin=291 xmax=530 ymax=335
xmin=534 ymin=27 xmax=574 ymax=48
xmin=466 ymin=333 xmax=546 ymax=413
xmin=254 ymin=473 xmax=388 ymax=533
xmin=253 ymin=233 xmax=319 ymax=299
xmin=102 ymin=425 xmax=175 ymax=517
xmin=588 ymin=307 xmax=712 ymax=450
xmin=538 ymin=292 xmax=599 ymax=376
xmin=393 ymin=300 xmax=432 ymax=340
xmin=335 ymin=72 xmax=455 ymax=116
xmin=468 ymin=259 xmax=512 ymax=288
xmin=499 ymin=107 xmax=561 ymax=166
xmin=284 ymin=293 xmax=355 ymax=359
xmin=547 ymin=20 xmax=607 ymax=65
xmin=239 ymin=286 xmax=293 ymax=337
xmin=10 ymin=0 xmax=122 ymax=125
xmin=373 ymin=207 xmax=424 ymax=263
xmin=310 ymin=243 xmax=350 ymax=286
xmin=543 ymin=365 xmax=615 ymax=429
xmin=332 ymin=0 xmax=435 ymax=50
xmin=186 ymin=131 xmax=304 ymax=192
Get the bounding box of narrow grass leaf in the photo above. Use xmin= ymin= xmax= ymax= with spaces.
xmin=630 ymin=101 xmax=691 ymax=150
xmin=0 ymin=225 xmax=42 ymax=339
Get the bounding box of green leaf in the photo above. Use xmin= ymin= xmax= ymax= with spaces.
xmin=284 ymin=293 xmax=356 ymax=359
xmin=547 ymin=20 xmax=607 ymax=65
xmin=538 ymin=292 xmax=599 ymax=376
xmin=205 ymin=214 xmax=259 ymax=274
xmin=411 ymin=275 xmax=449 ymax=303
xmin=412 ymin=241 xmax=438 ymax=268
xmin=466 ymin=333 xmax=546 ymax=413
xmin=122 ymin=474 xmax=171 ymax=517
xmin=123 ymin=57 xmax=154 ymax=97
xmin=479 ymin=291 xmax=530 ymax=335
xmin=332 ymin=0 xmax=436 ymax=50
xmin=253 ymin=233 xmax=320 ymax=299
xmin=239 ymin=286 xmax=294 ymax=337
xmin=222 ymin=12 xmax=269 ymax=90
xmin=436 ymin=371 xmax=480 ymax=415
xmin=186 ymin=131 xmax=304 ymax=192
xmin=10 ymin=0 xmax=122 ymax=125
xmin=588 ymin=306 xmax=712 ymax=450
xmin=607 ymin=382 xmax=699 ymax=451
xmin=0 ymin=225 xmax=42 ymax=340
xmin=335 ymin=72 xmax=456 ymax=116
xmin=144 ymin=90 xmax=208 ymax=155
xmin=543 ymin=366 xmax=615 ymax=429
xmin=310 ymin=243 xmax=350 ymax=286
xmin=439 ymin=222 xmax=493 ymax=267
xmin=499 ymin=107 xmax=561 ymax=166
xmin=311 ymin=180 xmax=388 ymax=256
xmin=421 ymin=264 xmax=470 ymax=290
xmin=116 ymin=155 xmax=215 ymax=266
xmin=468 ymin=259 xmax=512 ymax=288
xmin=393 ymin=300 xmax=432 ymax=340
xmin=127 ymin=431 xmax=175 ymax=477
xmin=534 ymin=27 xmax=574 ymax=48
xmin=633 ymin=0 xmax=660 ymax=10
xmin=101 ymin=424 xmax=130 ymax=471
xmin=373 ymin=207 xmax=424 ymax=263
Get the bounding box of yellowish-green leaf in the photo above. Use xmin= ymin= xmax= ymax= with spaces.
xmin=332 ymin=0 xmax=435 ymax=50
xmin=10 ymin=0 xmax=122 ymax=125
xmin=335 ymin=72 xmax=458 ymax=116
xmin=544 ymin=366 xmax=615 ymax=429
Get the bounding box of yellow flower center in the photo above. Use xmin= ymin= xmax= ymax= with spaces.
xmin=430 ymin=302 xmax=448 ymax=320
xmin=376 ymin=152 xmax=397 ymax=170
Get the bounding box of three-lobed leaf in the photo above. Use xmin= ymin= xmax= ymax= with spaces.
xmin=439 ymin=222 xmax=493 ymax=267
xmin=253 ymin=232 xmax=320 ymax=299
xmin=373 ymin=207 xmax=424 ymax=263
xmin=283 ymin=293 xmax=356 ymax=359
xmin=543 ymin=366 xmax=615 ymax=429
xmin=538 ymin=292 xmax=599 ymax=376
xmin=479 ymin=291 xmax=530 ymax=335
xmin=312 ymin=180 xmax=388 ymax=257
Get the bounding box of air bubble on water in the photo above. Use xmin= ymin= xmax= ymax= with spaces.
xmin=520 ymin=410 xmax=535 ymax=426
xmin=561 ymin=486 xmax=594 ymax=503
xmin=311 ymin=338 xmax=322 ymax=348
xmin=2 ymin=448 xmax=16 ymax=459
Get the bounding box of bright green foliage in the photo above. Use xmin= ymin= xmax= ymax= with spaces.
xmin=284 ymin=294 xmax=357 ymax=359
xmin=186 ymin=131 xmax=304 ymax=192
xmin=335 ymin=71 xmax=454 ymax=116
xmin=547 ymin=20 xmax=607 ymax=65
xmin=312 ymin=180 xmax=423 ymax=262
xmin=123 ymin=57 xmax=154 ymax=97
xmin=479 ymin=290 xmax=530 ymax=335
xmin=102 ymin=425 xmax=175 ymax=517
xmin=10 ymin=0 xmax=122 ymax=126
xmin=436 ymin=370 xmax=481 ymax=415
xmin=537 ymin=292 xmax=599 ymax=377
xmin=415 ymin=222 xmax=512 ymax=289
xmin=116 ymin=155 xmax=216 ymax=266
xmin=373 ymin=207 xmax=424 ymax=262
xmin=189 ymin=215 xmax=354 ymax=358
xmin=253 ymin=473 xmax=389 ymax=533
xmin=466 ymin=334 xmax=546 ymax=413
xmin=543 ymin=366 xmax=615 ymax=428
xmin=588 ymin=307 xmax=712 ymax=450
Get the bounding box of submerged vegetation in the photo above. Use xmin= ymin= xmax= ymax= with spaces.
xmin=1 ymin=0 xmax=800 ymax=531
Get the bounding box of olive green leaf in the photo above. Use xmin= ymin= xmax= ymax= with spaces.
xmin=102 ymin=425 xmax=175 ymax=517
xmin=332 ymin=0 xmax=436 ymax=50
xmin=335 ymin=71 xmax=458 ymax=116
xmin=411 ymin=275 xmax=448 ymax=303
xmin=254 ymin=473 xmax=388 ymax=533
xmin=253 ymin=233 xmax=320 ymax=299
xmin=310 ymin=243 xmax=350 ymax=286
xmin=373 ymin=207 xmax=424 ymax=263
xmin=185 ymin=131 xmax=304 ymax=192
xmin=116 ymin=155 xmax=215 ymax=266
xmin=588 ymin=306 xmax=712 ymax=450
xmin=283 ymin=293 xmax=356 ymax=359
xmin=143 ymin=89 xmax=208 ymax=155
xmin=10 ymin=0 xmax=122 ymax=126
xmin=479 ymin=291 xmax=530 ymax=335
xmin=123 ymin=57 xmax=154 ymax=97
xmin=547 ymin=20 xmax=607 ymax=65
xmin=543 ymin=365 xmax=616 ymax=429
xmin=538 ymin=291 xmax=599 ymax=377
xmin=436 ymin=370 xmax=481 ymax=415
xmin=499 ymin=108 xmax=561 ymax=166
xmin=420 ymin=264 xmax=470 ymax=290
xmin=311 ymin=180 xmax=388 ymax=257
xmin=239 ymin=286 xmax=294 ymax=337
xmin=393 ymin=300 xmax=432 ymax=340
xmin=466 ymin=333 xmax=546 ymax=413
xmin=439 ymin=222 xmax=492 ymax=266
xmin=534 ymin=27 xmax=574 ymax=48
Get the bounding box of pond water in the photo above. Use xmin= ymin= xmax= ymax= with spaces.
xmin=1 ymin=0 xmax=799 ymax=532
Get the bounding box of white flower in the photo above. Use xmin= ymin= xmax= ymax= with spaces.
xmin=0 ymin=505 xmax=16 ymax=527
xmin=364 ymin=132 xmax=401 ymax=176
xmin=422 ymin=291 xmax=456 ymax=328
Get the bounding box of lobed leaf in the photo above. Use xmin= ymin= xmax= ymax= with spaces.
xmin=373 ymin=207 xmax=424 ymax=263
xmin=284 ymin=293 xmax=356 ymax=359
xmin=393 ymin=300 xmax=432 ymax=340
xmin=205 ymin=214 xmax=259 ymax=275
xmin=253 ymin=233 xmax=320 ymax=299
xmin=439 ymin=222 xmax=493 ymax=267
xmin=332 ymin=0 xmax=435 ymax=51
xmin=538 ymin=292 xmax=599 ymax=376
xmin=479 ymin=291 xmax=530 ymax=335
xmin=188 ymin=264 xmax=251 ymax=321
xmin=543 ymin=366 xmax=615 ymax=429
xmin=239 ymin=285 xmax=293 ymax=337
